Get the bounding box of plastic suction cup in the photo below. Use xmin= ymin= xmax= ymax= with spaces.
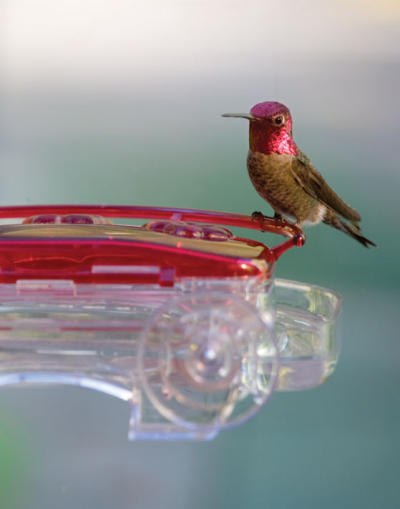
xmin=137 ymin=292 xmax=279 ymax=432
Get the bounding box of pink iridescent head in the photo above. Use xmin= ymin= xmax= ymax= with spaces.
xmin=223 ymin=101 xmax=298 ymax=156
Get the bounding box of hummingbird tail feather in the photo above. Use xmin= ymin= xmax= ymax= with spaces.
xmin=324 ymin=214 xmax=377 ymax=248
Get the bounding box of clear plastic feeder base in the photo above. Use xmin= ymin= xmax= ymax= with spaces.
xmin=0 ymin=278 xmax=341 ymax=441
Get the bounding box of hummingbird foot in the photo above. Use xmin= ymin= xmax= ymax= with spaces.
xmin=251 ymin=210 xmax=306 ymax=244
xmin=251 ymin=210 xmax=265 ymax=221
xmin=251 ymin=211 xmax=267 ymax=231
xmin=273 ymin=212 xmax=284 ymax=221
xmin=251 ymin=211 xmax=286 ymax=231
xmin=251 ymin=210 xmax=279 ymax=221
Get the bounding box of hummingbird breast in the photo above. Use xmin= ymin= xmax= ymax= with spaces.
xmin=247 ymin=150 xmax=325 ymax=225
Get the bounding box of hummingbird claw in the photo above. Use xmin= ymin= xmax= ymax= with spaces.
xmin=251 ymin=211 xmax=267 ymax=231
xmin=251 ymin=211 xmax=264 ymax=221
xmin=273 ymin=212 xmax=288 ymax=227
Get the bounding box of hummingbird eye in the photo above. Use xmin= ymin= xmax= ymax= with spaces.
xmin=272 ymin=115 xmax=285 ymax=126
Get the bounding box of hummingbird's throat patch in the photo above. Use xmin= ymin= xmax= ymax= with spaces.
xmin=250 ymin=124 xmax=298 ymax=156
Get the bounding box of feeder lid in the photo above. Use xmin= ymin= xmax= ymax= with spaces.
xmin=0 ymin=205 xmax=304 ymax=285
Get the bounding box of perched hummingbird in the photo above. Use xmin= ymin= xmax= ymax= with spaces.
xmin=223 ymin=101 xmax=376 ymax=247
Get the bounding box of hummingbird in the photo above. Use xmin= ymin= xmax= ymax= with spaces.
xmin=223 ymin=101 xmax=376 ymax=247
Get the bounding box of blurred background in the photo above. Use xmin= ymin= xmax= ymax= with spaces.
xmin=0 ymin=1 xmax=399 ymax=507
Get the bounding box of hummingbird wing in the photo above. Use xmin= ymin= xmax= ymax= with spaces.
xmin=291 ymin=151 xmax=362 ymax=223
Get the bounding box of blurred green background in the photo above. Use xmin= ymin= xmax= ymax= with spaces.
xmin=0 ymin=1 xmax=399 ymax=508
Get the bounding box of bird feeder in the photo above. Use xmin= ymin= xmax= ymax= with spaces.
xmin=0 ymin=205 xmax=341 ymax=440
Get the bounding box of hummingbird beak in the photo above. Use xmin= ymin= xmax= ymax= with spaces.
xmin=222 ymin=113 xmax=257 ymax=120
